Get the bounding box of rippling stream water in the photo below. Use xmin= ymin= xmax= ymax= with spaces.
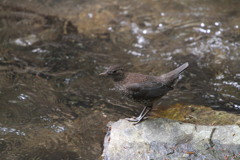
xmin=0 ymin=0 xmax=239 ymax=159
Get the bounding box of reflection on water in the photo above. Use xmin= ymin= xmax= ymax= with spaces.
xmin=0 ymin=0 xmax=239 ymax=159
xmin=0 ymin=127 xmax=26 ymax=136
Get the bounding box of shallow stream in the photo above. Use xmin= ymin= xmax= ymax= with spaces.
xmin=0 ymin=0 xmax=239 ymax=159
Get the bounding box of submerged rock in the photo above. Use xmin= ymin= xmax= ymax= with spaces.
xmin=102 ymin=118 xmax=240 ymax=160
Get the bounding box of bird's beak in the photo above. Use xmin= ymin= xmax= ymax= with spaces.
xmin=99 ymin=71 xmax=107 ymax=76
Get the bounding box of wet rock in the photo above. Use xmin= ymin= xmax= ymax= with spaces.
xmin=152 ymin=104 xmax=240 ymax=125
xmin=102 ymin=118 xmax=240 ymax=160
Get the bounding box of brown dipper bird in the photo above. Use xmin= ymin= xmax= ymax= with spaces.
xmin=100 ymin=62 xmax=189 ymax=124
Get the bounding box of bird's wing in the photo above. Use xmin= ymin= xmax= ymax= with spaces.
xmin=125 ymin=81 xmax=173 ymax=99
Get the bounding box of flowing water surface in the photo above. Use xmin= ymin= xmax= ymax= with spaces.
xmin=0 ymin=0 xmax=239 ymax=159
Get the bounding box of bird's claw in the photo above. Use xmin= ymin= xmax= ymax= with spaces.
xmin=125 ymin=116 xmax=148 ymax=124
xmin=125 ymin=117 xmax=139 ymax=122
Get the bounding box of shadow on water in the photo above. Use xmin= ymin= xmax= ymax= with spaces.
xmin=0 ymin=0 xmax=239 ymax=159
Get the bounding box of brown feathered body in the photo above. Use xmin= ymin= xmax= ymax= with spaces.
xmin=114 ymin=72 xmax=173 ymax=106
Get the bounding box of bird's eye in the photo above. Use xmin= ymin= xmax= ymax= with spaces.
xmin=112 ymin=70 xmax=117 ymax=74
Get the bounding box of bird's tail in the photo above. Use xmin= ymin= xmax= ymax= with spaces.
xmin=170 ymin=62 xmax=189 ymax=76
xmin=158 ymin=62 xmax=189 ymax=86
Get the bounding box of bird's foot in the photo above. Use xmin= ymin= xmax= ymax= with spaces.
xmin=125 ymin=117 xmax=139 ymax=122
xmin=125 ymin=116 xmax=148 ymax=124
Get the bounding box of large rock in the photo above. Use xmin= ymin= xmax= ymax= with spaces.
xmin=102 ymin=118 xmax=240 ymax=160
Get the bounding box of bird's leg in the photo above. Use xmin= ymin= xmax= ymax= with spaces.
xmin=126 ymin=106 xmax=152 ymax=124
xmin=133 ymin=106 xmax=152 ymax=125
xmin=126 ymin=106 xmax=147 ymax=122
xmin=138 ymin=106 xmax=148 ymax=118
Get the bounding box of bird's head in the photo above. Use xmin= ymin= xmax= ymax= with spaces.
xmin=99 ymin=65 xmax=125 ymax=81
